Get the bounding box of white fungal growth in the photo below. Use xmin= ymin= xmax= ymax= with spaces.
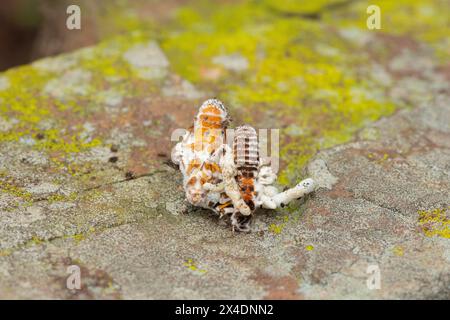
xmin=172 ymin=98 xmax=316 ymax=232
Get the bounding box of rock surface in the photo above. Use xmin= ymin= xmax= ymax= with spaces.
xmin=0 ymin=0 xmax=449 ymax=299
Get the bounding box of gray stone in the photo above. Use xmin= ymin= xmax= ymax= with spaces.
xmin=0 ymin=8 xmax=448 ymax=299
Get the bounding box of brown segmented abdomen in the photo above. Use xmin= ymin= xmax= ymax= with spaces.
xmin=233 ymin=125 xmax=259 ymax=168
xmin=233 ymin=125 xmax=259 ymax=211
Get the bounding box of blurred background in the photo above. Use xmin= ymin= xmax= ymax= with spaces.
xmin=0 ymin=0 xmax=177 ymax=71
xmin=1 ymin=0 xmax=448 ymax=70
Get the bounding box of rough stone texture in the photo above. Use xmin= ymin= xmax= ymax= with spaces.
xmin=303 ymin=100 xmax=450 ymax=299
xmin=0 ymin=0 xmax=449 ymax=299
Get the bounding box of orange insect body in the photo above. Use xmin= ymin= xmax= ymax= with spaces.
xmin=171 ymin=98 xmax=316 ymax=232
xmin=178 ymin=99 xmax=230 ymax=206
xmin=192 ymin=101 xmax=228 ymax=154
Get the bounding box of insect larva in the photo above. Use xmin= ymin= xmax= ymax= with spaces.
xmin=233 ymin=125 xmax=259 ymax=211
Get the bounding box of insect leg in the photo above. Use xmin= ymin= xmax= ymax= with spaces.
xmin=270 ymin=178 xmax=316 ymax=208
xmin=218 ymin=145 xmax=251 ymax=216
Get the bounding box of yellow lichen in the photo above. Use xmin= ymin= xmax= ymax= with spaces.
xmin=0 ymin=179 xmax=32 ymax=201
xmin=268 ymin=223 xmax=284 ymax=235
xmin=30 ymin=236 xmax=44 ymax=245
xmin=0 ymin=249 xmax=12 ymax=257
xmin=47 ymin=192 xmax=78 ymax=203
xmin=64 ymin=227 xmax=96 ymax=244
xmin=418 ymin=207 xmax=450 ymax=239
xmin=392 ymin=245 xmax=404 ymax=257
xmin=157 ymin=1 xmax=400 ymax=186
xmin=0 ymin=64 xmax=103 ymax=175
xmin=183 ymin=258 xmax=207 ymax=274
xmin=325 ymin=0 xmax=450 ymax=62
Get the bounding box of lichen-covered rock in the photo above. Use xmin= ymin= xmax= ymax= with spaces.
xmin=302 ymin=101 xmax=450 ymax=299
xmin=0 ymin=0 xmax=448 ymax=299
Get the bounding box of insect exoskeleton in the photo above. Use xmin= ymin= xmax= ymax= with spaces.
xmin=233 ymin=124 xmax=259 ymax=212
xmin=182 ymin=99 xmax=230 ymax=207
xmin=191 ymin=99 xmax=229 ymax=154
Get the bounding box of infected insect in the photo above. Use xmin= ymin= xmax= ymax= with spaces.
xmin=171 ymin=98 xmax=315 ymax=232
